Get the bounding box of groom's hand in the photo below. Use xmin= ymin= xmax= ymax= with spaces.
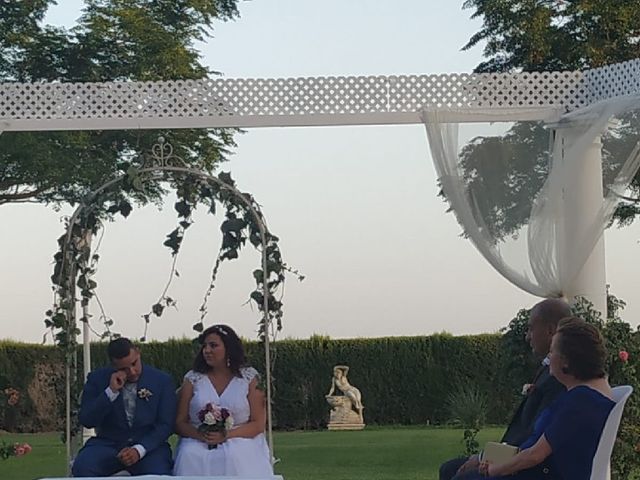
xmin=109 ymin=371 xmax=127 ymax=392
xmin=117 ymin=447 xmax=140 ymax=466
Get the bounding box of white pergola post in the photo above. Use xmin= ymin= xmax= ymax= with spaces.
xmin=561 ymin=134 xmax=608 ymax=318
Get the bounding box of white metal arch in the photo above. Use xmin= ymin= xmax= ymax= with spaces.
xmin=55 ymin=149 xmax=279 ymax=470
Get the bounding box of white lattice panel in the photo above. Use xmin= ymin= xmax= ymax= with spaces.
xmin=0 ymin=58 xmax=639 ymax=130
xmin=390 ymin=71 xmax=587 ymax=111
xmin=583 ymin=58 xmax=640 ymax=103
xmin=211 ymin=76 xmax=390 ymax=115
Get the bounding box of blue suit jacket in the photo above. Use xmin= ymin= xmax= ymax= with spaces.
xmin=79 ymin=363 xmax=176 ymax=453
xmin=501 ymin=365 xmax=566 ymax=446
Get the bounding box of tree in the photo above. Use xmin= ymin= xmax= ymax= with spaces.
xmin=463 ymin=0 xmax=640 ymax=73
xmin=457 ymin=0 xmax=640 ymax=238
xmin=0 ymin=0 xmax=239 ymax=207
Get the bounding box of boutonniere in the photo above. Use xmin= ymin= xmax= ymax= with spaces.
xmin=137 ymin=388 xmax=153 ymax=401
xmin=521 ymin=383 xmax=535 ymax=396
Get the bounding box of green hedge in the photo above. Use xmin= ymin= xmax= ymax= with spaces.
xmin=0 ymin=342 xmax=66 ymax=432
xmin=0 ymin=333 xmax=521 ymax=432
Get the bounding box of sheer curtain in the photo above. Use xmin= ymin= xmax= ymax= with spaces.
xmin=422 ymin=95 xmax=640 ymax=300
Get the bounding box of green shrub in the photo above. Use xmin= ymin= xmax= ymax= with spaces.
xmin=446 ymin=384 xmax=488 ymax=455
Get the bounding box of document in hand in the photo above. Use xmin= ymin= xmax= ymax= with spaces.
xmin=480 ymin=442 xmax=519 ymax=465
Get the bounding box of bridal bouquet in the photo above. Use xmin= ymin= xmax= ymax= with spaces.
xmin=197 ymin=403 xmax=233 ymax=450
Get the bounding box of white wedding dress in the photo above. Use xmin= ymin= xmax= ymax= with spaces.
xmin=173 ymin=367 xmax=274 ymax=477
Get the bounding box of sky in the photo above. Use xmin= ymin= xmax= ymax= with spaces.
xmin=1 ymin=1 xmax=639 ymax=344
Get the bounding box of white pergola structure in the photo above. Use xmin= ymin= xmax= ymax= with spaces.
xmin=3 ymin=58 xmax=640 ymax=475
xmin=3 ymin=60 xmax=639 ymax=311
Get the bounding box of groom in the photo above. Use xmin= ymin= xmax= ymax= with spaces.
xmin=72 ymin=337 xmax=176 ymax=477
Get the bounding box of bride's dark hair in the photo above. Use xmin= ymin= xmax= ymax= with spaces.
xmin=193 ymin=324 xmax=246 ymax=376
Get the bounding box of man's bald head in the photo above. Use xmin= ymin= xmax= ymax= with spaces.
xmin=530 ymin=298 xmax=572 ymax=329
xmin=526 ymin=298 xmax=572 ymax=357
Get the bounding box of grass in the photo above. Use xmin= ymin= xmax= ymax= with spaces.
xmin=0 ymin=426 xmax=505 ymax=480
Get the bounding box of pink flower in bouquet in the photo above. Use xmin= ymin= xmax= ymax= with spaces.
xmin=619 ymin=350 xmax=630 ymax=363
xmin=22 ymin=443 xmax=32 ymax=455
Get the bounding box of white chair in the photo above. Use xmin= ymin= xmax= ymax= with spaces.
xmin=590 ymin=385 xmax=633 ymax=480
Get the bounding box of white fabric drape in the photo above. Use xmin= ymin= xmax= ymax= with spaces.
xmin=422 ymin=94 xmax=640 ymax=299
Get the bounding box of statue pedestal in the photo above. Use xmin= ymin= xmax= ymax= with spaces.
xmin=327 ymin=422 xmax=365 ymax=431
xmin=326 ymin=395 xmax=365 ymax=431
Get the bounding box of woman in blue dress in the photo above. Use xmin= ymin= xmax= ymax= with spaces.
xmin=477 ymin=316 xmax=615 ymax=480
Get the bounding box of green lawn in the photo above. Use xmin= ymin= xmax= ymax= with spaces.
xmin=0 ymin=426 xmax=504 ymax=480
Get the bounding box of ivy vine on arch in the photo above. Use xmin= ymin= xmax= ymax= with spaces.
xmin=45 ymin=138 xmax=299 ymax=460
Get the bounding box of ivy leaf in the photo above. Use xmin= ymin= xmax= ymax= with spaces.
xmin=253 ymin=269 xmax=264 ymax=283
xmin=163 ymin=228 xmax=182 ymax=255
xmin=222 ymin=232 xmax=238 ymax=250
xmin=249 ymin=230 xmax=262 ymax=247
xmin=143 ymin=314 xmax=150 ymax=324
xmin=221 ymin=217 xmax=246 ymax=234
xmin=250 ymin=291 xmax=264 ymax=304
xmin=222 ymin=248 xmax=239 ymax=260
xmin=179 ymin=220 xmax=192 ymax=230
xmin=106 ymin=204 xmax=120 ymax=214
xmin=152 ymin=303 xmax=164 ymax=317
xmin=174 ymin=200 xmax=191 ymax=218
xmin=119 ymin=201 xmax=132 ymax=218
xmin=126 ymin=165 xmax=140 ymax=179
xmin=218 ymin=171 xmax=235 ymax=186
xmin=132 ymin=176 xmax=145 ymax=191
xmin=193 ymin=322 xmax=204 ymax=332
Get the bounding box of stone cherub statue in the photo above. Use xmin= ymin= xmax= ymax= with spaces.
xmin=325 ymin=365 xmax=365 ymax=430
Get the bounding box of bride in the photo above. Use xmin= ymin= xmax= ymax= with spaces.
xmin=173 ymin=324 xmax=273 ymax=477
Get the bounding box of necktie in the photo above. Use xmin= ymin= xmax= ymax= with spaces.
xmin=122 ymin=383 xmax=137 ymax=427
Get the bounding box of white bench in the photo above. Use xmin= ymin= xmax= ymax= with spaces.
xmin=43 ymin=476 xmax=284 ymax=479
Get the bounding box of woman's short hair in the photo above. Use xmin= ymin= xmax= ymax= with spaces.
xmin=556 ymin=316 xmax=607 ymax=381
xmin=192 ymin=324 xmax=246 ymax=376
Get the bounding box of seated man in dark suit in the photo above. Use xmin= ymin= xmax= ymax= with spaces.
xmin=72 ymin=337 xmax=177 ymax=477
xmin=439 ymin=298 xmax=571 ymax=480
